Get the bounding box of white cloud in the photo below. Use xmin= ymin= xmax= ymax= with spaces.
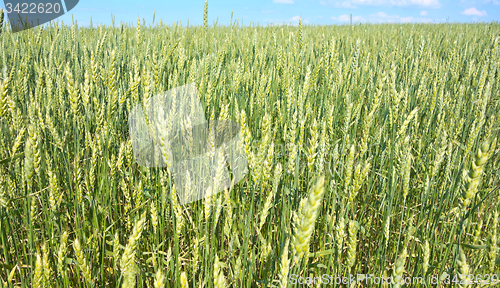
xmin=370 ymin=11 xmax=433 ymax=22
xmin=274 ymin=0 xmax=295 ymax=3
xmin=284 ymin=16 xmax=310 ymax=26
xmin=420 ymin=10 xmax=428 ymax=16
xmin=368 ymin=11 xmax=400 ymax=22
xmin=484 ymin=0 xmax=500 ymax=5
xmin=320 ymin=0 xmax=360 ymax=7
xmin=320 ymin=0 xmax=440 ymax=8
xmin=395 ymin=15 xmax=431 ymax=23
xmin=400 ymin=16 xmax=414 ymax=22
xmin=332 ymin=11 xmax=433 ymax=23
xmin=462 ymin=7 xmax=487 ymax=16
xmin=339 ymin=14 xmax=351 ymax=21
xmin=390 ymin=0 xmax=440 ymax=7
xmin=355 ymin=0 xmax=389 ymax=4
xmin=332 ymin=14 xmax=365 ymax=22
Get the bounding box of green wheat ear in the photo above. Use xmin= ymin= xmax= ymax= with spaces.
xmin=461 ymin=138 xmax=496 ymax=212
xmin=457 ymin=246 xmax=471 ymax=287
xmin=33 ymin=253 xmax=43 ymax=288
xmin=0 ymin=8 xmax=4 ymax=34
xmin=121 ymin=213 xmax=146 ymax=288
xmin=292 ymin=176 xmax=326 ymax=264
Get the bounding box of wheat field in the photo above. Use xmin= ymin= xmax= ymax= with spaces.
xmin=0 ymin=4 xmax=499 ymax=287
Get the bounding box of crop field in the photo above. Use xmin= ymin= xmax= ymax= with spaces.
xmin=0 ymin=5 xmax=500 ymax=287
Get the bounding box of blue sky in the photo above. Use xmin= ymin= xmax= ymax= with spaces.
xmin=3 ymin=0 xmax=500 ymax=27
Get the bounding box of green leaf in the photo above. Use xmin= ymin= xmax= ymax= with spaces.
xmin=64 ymin=258 xmax=77 ymax=265
xmin=0 ymin=152 xmax=24 ymax=165
xmin=458 ymin=243 xmax=488 ymax=250
xmin=308 ymin=249 xmax=335 ymax=258
xmin=307 ymin=262 xmax=328 ymax=269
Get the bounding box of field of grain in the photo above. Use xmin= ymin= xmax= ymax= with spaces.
xmin=0 ymin=4 xmax=499 ymax=287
